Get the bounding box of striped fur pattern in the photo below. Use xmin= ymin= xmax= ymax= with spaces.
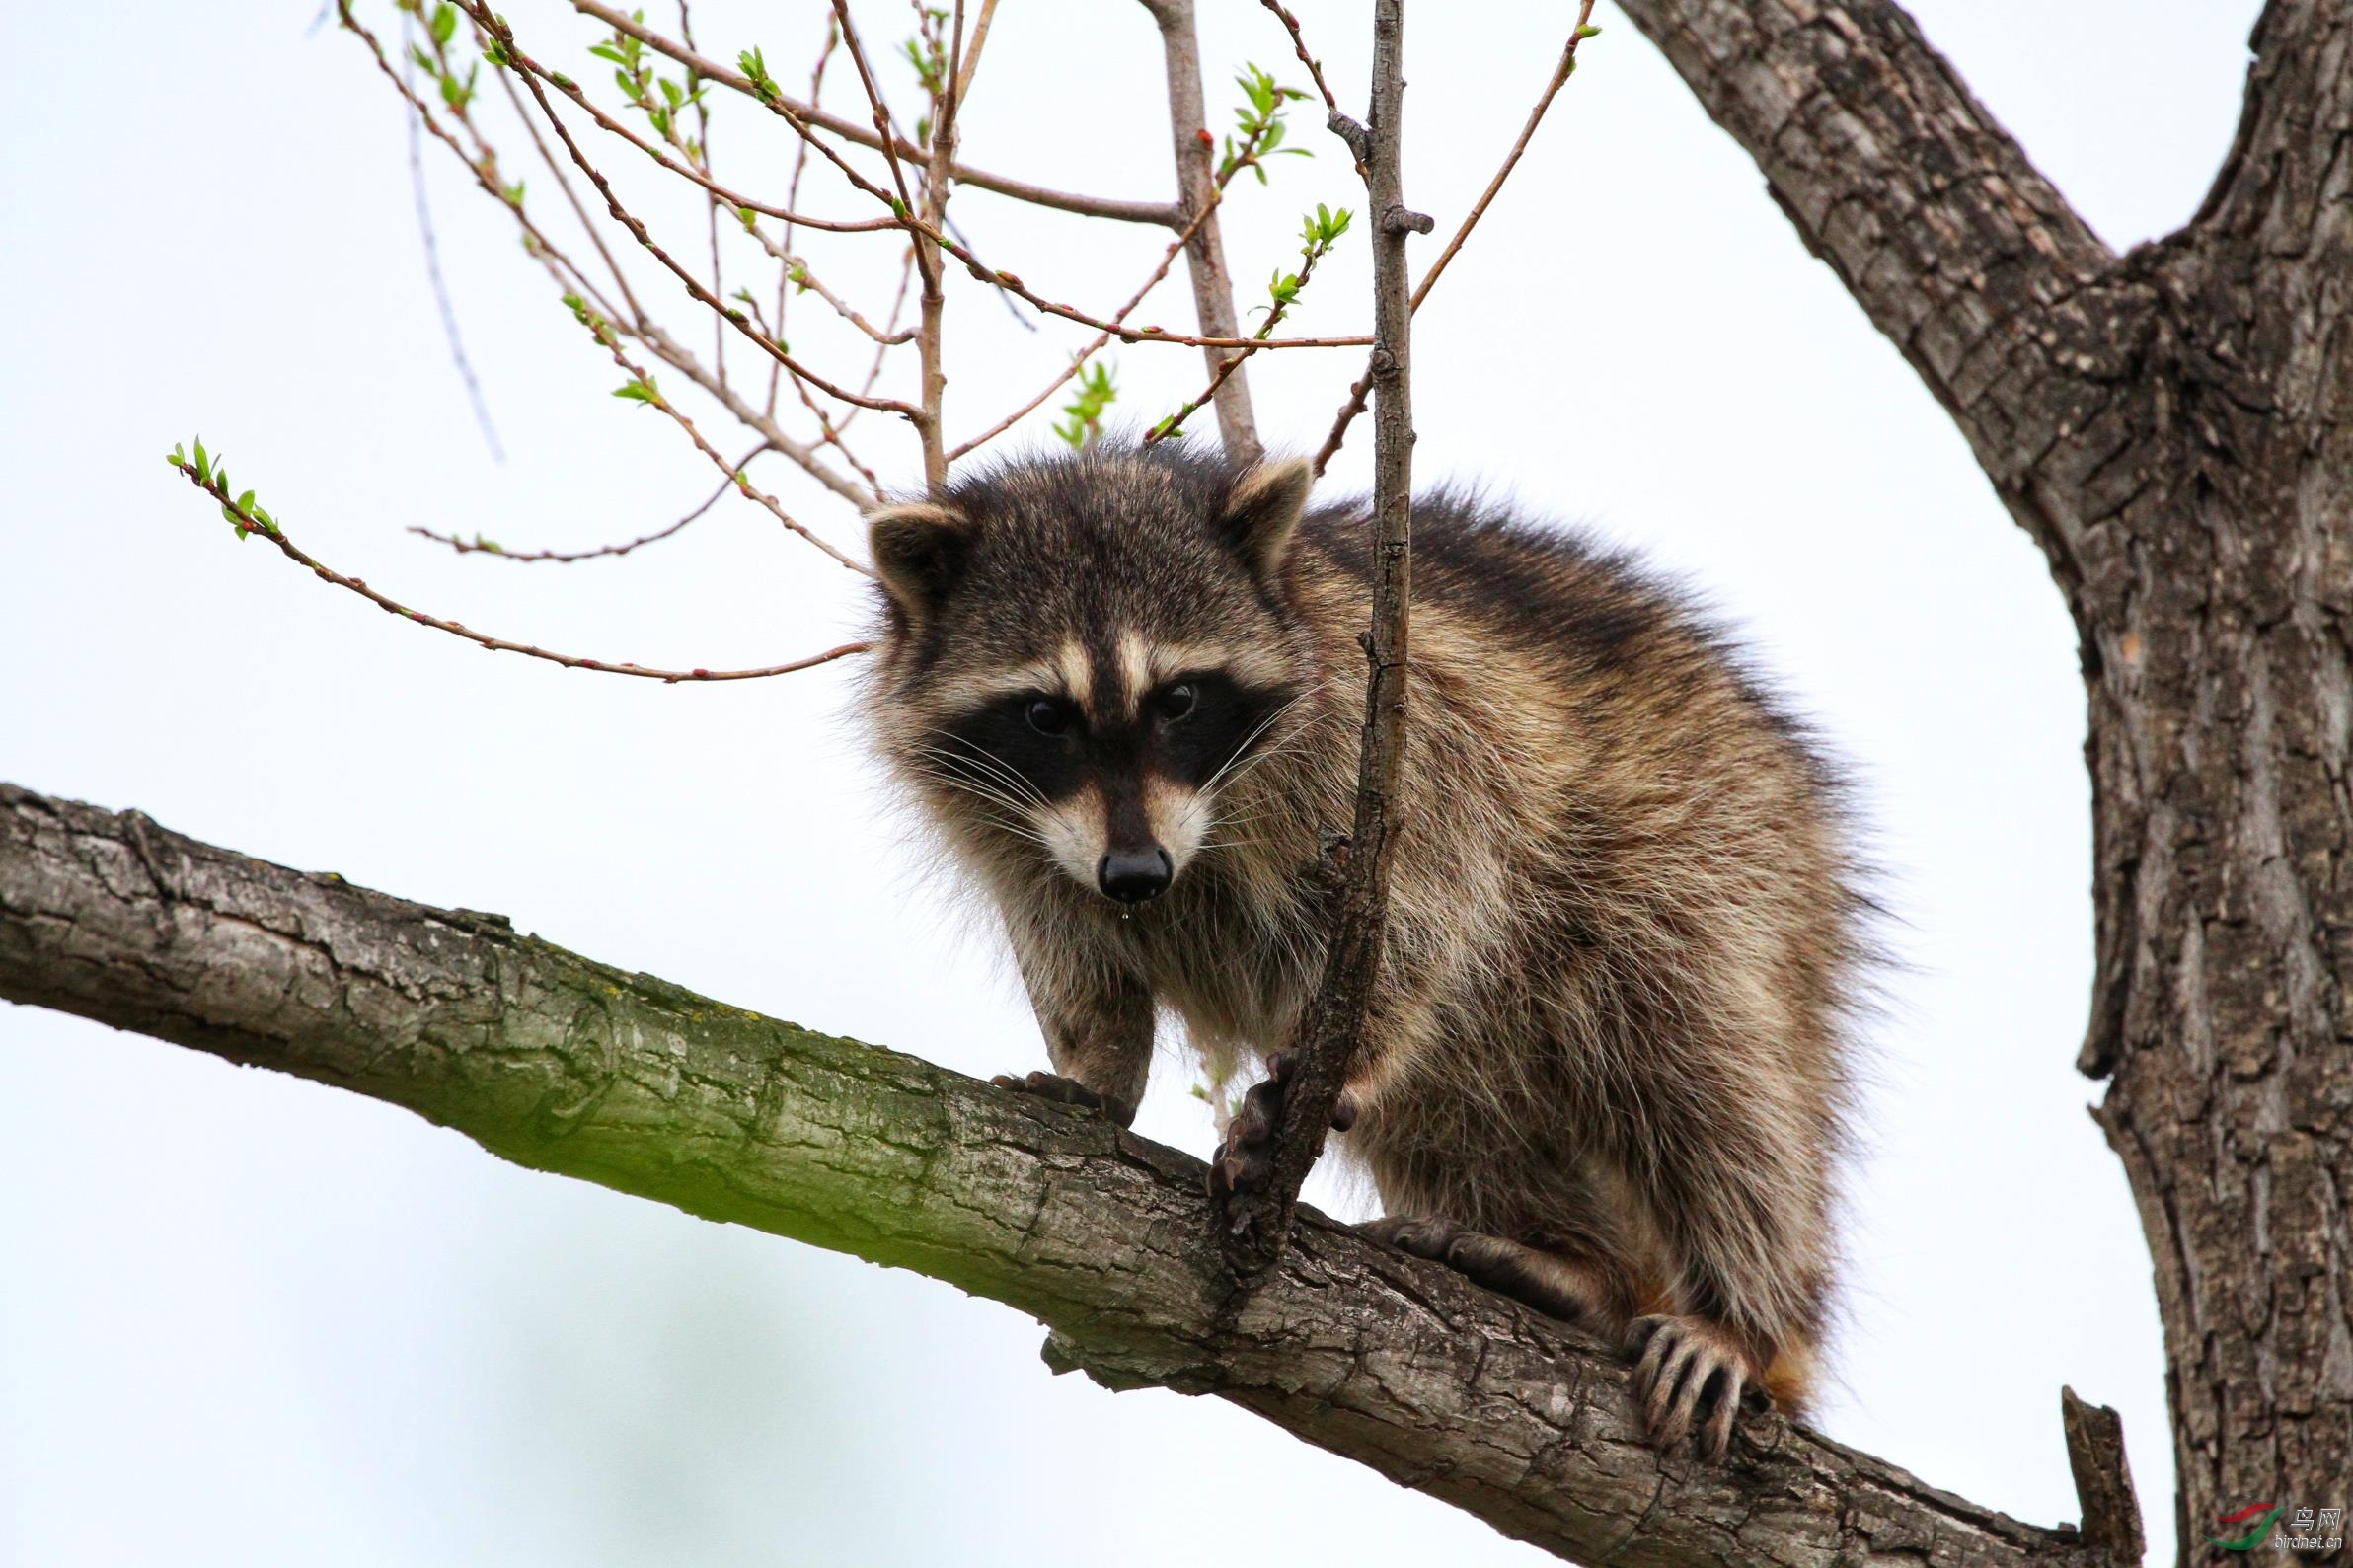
xmin=863 ymin=443 xmax=1867 ymax=1456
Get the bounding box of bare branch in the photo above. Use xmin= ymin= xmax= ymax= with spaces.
xmin=1214 ymin=0 xmax=1416 ymax=1274
xmin=1137 ymin=0 xmax=1261 ymax=464
xmin=2059 ymin=1386 xmax=2145 ymax=1563
xmin=409 ymin=444 xmax=767 ymax=563
xmin=0 ymin=782 xmax=2126 ymax=1568
xmin=402 ymin=14 xmax=504 ymax=462
xmin=1607 ymin=0 xmax=2119 ymax=528
xmin=1315 ymin=5 xmax=1595 ymax=475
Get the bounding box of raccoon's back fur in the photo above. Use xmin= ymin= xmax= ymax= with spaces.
xmin=864 ymin=443 xmax=1865 ymax=1445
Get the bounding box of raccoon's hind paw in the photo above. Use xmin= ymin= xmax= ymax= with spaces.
xmin=989 ymin=1070 xmax=1137 ymax=1129
xmin=1362 ymin=1219 xmax=1606 ymax=1331
xmin=1624 ymin=1314 xmax=1768 ymax=1460
xmin=1206 ymin=1051 xmax=1359 ymax=1196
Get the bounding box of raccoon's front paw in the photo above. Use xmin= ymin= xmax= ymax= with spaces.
xmin=1206 ymin=1051 xmax=1359 ymax=1196
xmin=1624 ymin=1313 xmax=1767 ymax=1460
xmin=988 ymin=1070 xmax=1137 ymax=1128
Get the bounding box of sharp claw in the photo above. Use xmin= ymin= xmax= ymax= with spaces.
xmin=1701 ymin=1366 xmax=1743 ymax=1460
xmin=1632 ymin=1318 xmax=1675 ymax=1400
xmin=1647 ymin=1341 xmax=1703 ymax=1447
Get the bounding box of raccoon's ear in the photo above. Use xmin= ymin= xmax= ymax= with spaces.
xmin=868 ymin=500 xmax=975 ymax=616
xmin=1218 ymin=458 xmax=1313 ymax=584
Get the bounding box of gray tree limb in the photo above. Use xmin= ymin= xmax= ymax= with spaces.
xmin=0 ymin=779 xmax=2124 ymax=1568
xmin=1137 ymin=0 xmax=1263 ymax=465
xmin=1608 ymin=0 xmax=2135 ymax=581
xmin=1613 ymin=1 xmax=2353 ymax=1553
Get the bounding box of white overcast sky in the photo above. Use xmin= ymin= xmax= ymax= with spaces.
xmin=1 ymin=3 xmax=2266 ymax=1564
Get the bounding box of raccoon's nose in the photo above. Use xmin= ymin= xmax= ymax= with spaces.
xmin=1098 ymin=847 xmax=1174 ymax=904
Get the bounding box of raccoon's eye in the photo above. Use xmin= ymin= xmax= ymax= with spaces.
xmin=1025 ymin=698 xmax=1074 ymax=736
xmin=1156 ymin=683 xmax=1198 ymax=721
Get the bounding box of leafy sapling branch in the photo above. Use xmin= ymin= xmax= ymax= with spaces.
xmin=1219 ymin=63 xmax=1313 ymax=186
xmin=592 ymin=14 xmax=709 ymax=165
xmin=1149 ymin=202 xmax=1351 ymax=443
xmin=1052 ymin=360 xmax=1118 ymax=450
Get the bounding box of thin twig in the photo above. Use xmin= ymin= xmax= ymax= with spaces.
xmin=741 ymin=225 xmax=914 ymax=345
xmin=1254 ymin=0 xmax=1364 ymax=180
xmin=1146 ymin=227 xmax=1338 ymax=445
xmin=768 ymin=18 xmax=839 ymax=417
xmin=494 ymin=11 xmax=1365 ymax=359
xmin=948 ymin=110 xmax=1284 ymax=460
xmin=828 ymin=1 xmax=924 ymax=233
xmin=409 ymin=444 xmax=768 ymax=562
xmin=676 ymin=0 xmax=725 ymax=384
xmin=170 ymin=463 xmax=868 ymax=683
xmin=492 ymin=62 xmax=646 ymax=325
xmin=340 ymin=5 xmax=628 ymax=331
xmin=1314 ymin=4 xmax=1595 ymax=475
xmin=403 ymin=14 xmax=505 ymax=461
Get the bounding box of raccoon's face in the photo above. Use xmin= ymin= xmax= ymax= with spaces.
xmin=866 ymin=450 xmax=1317 ymax=907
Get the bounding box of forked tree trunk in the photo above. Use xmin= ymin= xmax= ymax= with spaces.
xmin=1616 ymin=0 xmax=2353 ymax=1553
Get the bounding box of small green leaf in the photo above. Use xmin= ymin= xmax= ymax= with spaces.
xmin=429 ymin=2 xmax=457 ymax=45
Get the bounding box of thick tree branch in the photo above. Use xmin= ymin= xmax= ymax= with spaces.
xmin=1609 ymin=0 xmax=2143 ymax=579
xmin=0 ymin=781 xmax=2123 ymax=1566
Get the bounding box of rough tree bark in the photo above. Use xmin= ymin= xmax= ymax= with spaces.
xmin=1138 ymin=0 xmax=1263 ymax=465
xmin=0 ymin=782 xmax=2126 ymax=1566
xmin=1609 ymin=0 xmax=2353 ymax=1555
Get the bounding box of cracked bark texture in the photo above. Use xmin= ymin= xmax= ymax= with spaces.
xmin=1612 ymin=0 xmax=2353 ymax=1555
xmin=0 ymin=782 xmax=2116 ymax=1567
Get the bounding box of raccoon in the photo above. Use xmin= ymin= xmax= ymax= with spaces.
xmin=863 ymin=442 xmax=1864 ymax=1458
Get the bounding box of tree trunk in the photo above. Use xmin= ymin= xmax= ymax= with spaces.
xmin=1613 ymin=0 xmax=2353 ymax=1554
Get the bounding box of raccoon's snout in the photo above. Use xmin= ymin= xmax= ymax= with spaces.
xmin=1098 ymin=847 xmax=1174 ymax=904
